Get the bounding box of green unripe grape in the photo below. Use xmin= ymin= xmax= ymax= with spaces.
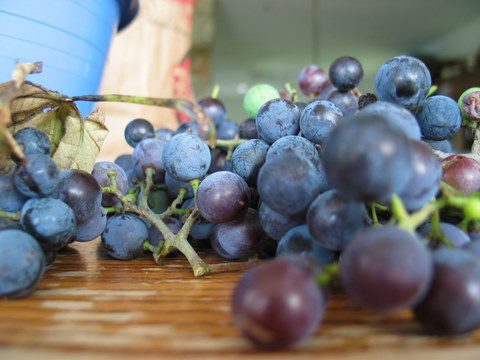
xmin=464 ymin=198 xmax=480 ymax=221
xmin=243 ymin=84 xmax=280 ymax=118
xmin=458 ymin=87 xmax=480 ymax=121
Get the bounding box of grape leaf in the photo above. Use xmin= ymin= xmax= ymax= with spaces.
xmin=5 ymin=81 xmax=108 ymax=172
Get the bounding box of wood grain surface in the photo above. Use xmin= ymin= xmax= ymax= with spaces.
xmin=1 ymin=240 xmax=480 ymax=360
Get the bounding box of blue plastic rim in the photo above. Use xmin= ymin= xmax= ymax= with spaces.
xmin=0 ymin=0 xmax=135 ymax=116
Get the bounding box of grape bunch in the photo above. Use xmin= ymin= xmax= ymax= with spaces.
xmin=2 ymin=53 xmax=480 ymax=352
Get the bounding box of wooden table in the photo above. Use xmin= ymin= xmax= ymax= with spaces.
xmin=1 ymin=241 xmax=479 ymax=360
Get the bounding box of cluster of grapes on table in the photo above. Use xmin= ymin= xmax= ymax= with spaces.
xmin=2 ymin=53 xmax=480 ymax=349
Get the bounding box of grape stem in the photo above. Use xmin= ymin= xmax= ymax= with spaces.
xmin=0 ymin=210 xmax=20 ymax=221
xmin=159 ymin=188 xmax=188 ymax=219
xmin=317 ymin=263 xmax=341 ymax=287
xmin=434 ymin=121 xmax=480 ymax=162
xmin=391 ymin=195 xmax=448 ymax=232
xmin=102 ymin=170 xmax=209 ymax=277
xmin=214 ymin=138 xmax=247 ymax=148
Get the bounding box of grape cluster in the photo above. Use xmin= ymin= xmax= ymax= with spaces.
xmin=3 ymin=53 xmax=480 ymax=352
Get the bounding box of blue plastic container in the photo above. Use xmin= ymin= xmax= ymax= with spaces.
xmin=0 ymin=0 xmax=138 ymax=115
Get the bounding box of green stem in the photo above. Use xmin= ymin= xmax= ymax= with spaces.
xmin=104 ymin=206 xmax=122 ymax=215
xmin=190 ymin=179 xmax=201 ymax=196
xmin=139 ymin=168 xmax=155 ymax=210
xmin=215 ymin=138 xmax=247 ymax=148
xmin=160 ymin=188 xmax=187 ymax=219
xmin=317 ymin=263 xmax=341 ymax=287
xmin=431 ymin=207 xmax=454 ymax=247
xmin=390 ymin=195 xmax=410 ymax=225
xmin=370 ymin=204 xmax=380 ymax=227
xmin=0 ymin=210 xmax=20 ymax=221
xmin=211 ymin=84 xmax=220 ymax=99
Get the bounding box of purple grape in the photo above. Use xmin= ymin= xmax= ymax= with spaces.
xmin=298 ymin=65 xmax=330 ymax=96
xmin=341 ymin=226 xmax=432 ymax=312
xmin=198 ymin=97 xmax=227 ymax=127
xmin=232 ymin=257 xmax=326 ymax=348
xmin=329 ymin=56 xmax=364 ymax=91
xmin=209 ymin=151 xmax=233 ymax=174
xmin=419 ymin=222 xmax=471 ymax=249
xmin=92 ymin=161 xmax=128 ymax=207
xmin=197 ymin=171 xmax=250 ymax=223
xmin=327 ymin=90 xmax=358 ymax=116
xmin=211 ymin=208 xmax=266 ymax=260
xmin=299 ymin=100 xmax=342 ymax=146
xmin=75 ymin=207 xmax=107 ymax=242
xmin=239 ymin=118 xmax=258 ymax=139
xmin=132 ymin=138 xmax=167 ymax=183
xmin=124 ymin=118 xmax=155 ymax=148
xmin=259 ymin=202 xmax=304 ymax=241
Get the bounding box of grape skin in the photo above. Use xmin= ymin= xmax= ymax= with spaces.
xmin=0 ymin=175 xmax=28 ymax=212
xmin=92 ymin=161 xmax=128 ymax=207
xmin=75 ymin=207 xmax=107 ymax=242
xmin=14 ymin=154 xmax=59 ymax=198
xmin=124 ymin=118 xmax=155 ymax=148
xmin=299 ymin=100 xmax=343 ymax=145
xmin=266 ymin=135 xmax=320 ymax=166
xmin=132 ymin=138 xmax=167 ymax=183
xmin=416 ymin=95 xmax=462 ymax=141
xmin=341 ymin=226 xmax=432 ymax=312
xmin=259 ymin=202 xmax=304 ymax=241
xmin=232 ymin=139 xmax=270 ymax=186
xmin=239 ymin=118 xmax=258 ymax=139
xmin=13 ymin=127 xmax=51 ymax=157
xmin=329 ymin=56 xmax=364 ymax=91
xmin=255 ymin=99 xmax=300 ymax=144
xmin=327 ymin=90 xmax=358 ymax=116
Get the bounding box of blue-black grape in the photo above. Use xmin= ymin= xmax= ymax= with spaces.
xmin=198 ymin=97 xmax=227 ymax=127
xmin=258 ymin=153 xmax=326 ymax=216
xmin=341 ymin=226 xmax=432 ymax=312
xmin=114 ymin=154 xmax=133 ymax=173
xmin=175 ymin=121 xmax=200 ymax=136
xmin=327 ymin=90 xmax=358 ymax=116
xmin=266 ymin=135 xmax=320 ymax=166
xmin=239 ymin=118 xmax=258 ymax=139
xmin=132 ymin=138 xmax=167 ymax=183
xmin=232 ymin=139 xmax=269 ymax=186
xmin=155 ymin=128 xmax=174 ymax=142
xmin=232 ymin=257 xmax=326 ymax=348
xmin=466 ymin=240 xmax=480 ymax=256
xmin=0 ymin=175 xmax=28 ymax=212
xmin=208 ymin=151 xmax=233 ymax=174
xmin=197 ymin=171 xmax=250 ymax=223
xmin=165 ymin=173 xmax=194 ymax=200
xmin=21 ymin=198 xmax=76 ymax=251
xmin=13 ymin=127 xmax=51 ymax=157
xmin=324 ymin=114 xmax=413 ymax=202
xmin=307 ymin=190 xmax=365 ymax=251
xmin=423 ymin=139 xmax=453 ymax=153
xmin=57 ymin=170 xmax=102 ymax=223
xmin=162 ymin=133 xmax=211 ymax=182
xmin=396 ymin=140 xmax=442 ymax=211
xmin=416 ymin=95 xmax=462 ymax=141
xmin=14 ymin=154 xmax=59 ymax=198
xmin=102 ymin=214 xmax=149 ymax=260
xmin=124 ymin=118 xmax=155 ymax=148
xmin=375 ymin=55 xmax=431 ymax=110
xmin=217 ymin=120 xmax=239 ymax=140
xmin=92 ymin=161 xmax=128 ymax=206
xmin=418 ymin=222 xmax=471 ymax=249
xmin=277 ymin=225 xmax=337 ymax=265
xmin=0 ymin=229 xmax=45 ymax=298
xmin=329 ymin=56 xmax=363 ymax=91
xmin=414 ymin=248 xmax=480 ymax=335
xmin=299 ymin=100 xmax=342 ymax=145
xmin=360 ymin=101 xmax=421 ymax=140
xmin=255 ymin=99 xmax=300 ymax=144
xmin=211 ymin=208 xmax=266 ymax=260
xmin=75 ymin=207 xmax=107 ymax=242
xmin=259 ymin=202 xmax=304 ymax=241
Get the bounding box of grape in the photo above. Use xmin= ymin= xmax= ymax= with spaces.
xmin=341 ymin=226 xmax=432 ymax=312
xmin=307 ymin=190 xmax=366 ymax=251
xmin=414 ymin=249 xmax=480 ymax=335
xmin=182 ymin=198 xmax=214 ymax=240
xmin=239 ymin=118 xmax=258 ymax=139
xmin=458 ymin=87 xmax=480 ymax=121
xmin=147 ymin=190 xmax=170 ymax=214
xmin=258 ymin=153 xmax=324 ymax=216
xmin=14 ymin=154 xmax=59 ymax=198
xmin=324 ymin=115 xmax=413 ymax=202
xmin=75 ymin=207 xmax=107 ymax=242
xmin=243 ymin=84 xmax=280 ymax=119
xmin=299 ymin=100 xmax=342 ymax=145
xmin=209 ymin=151 xmax=233 ymax=173
xmin=57 ymin=170 xmax=102 ymax=223
xmin=124 ymin=118 xmax=155 ymax=148
xmin=375 ymin=55 xmax=431 ymax=110
xmin=165 ymin=173 xmax=194 ymax=200
xmin=132 ymin=138 xmax=167 ymax=183
xmin=92 ymin=161 xmax=128 ymax=206
xmin=102 ymin=214 xmax=148 ymax=260
xmin=211 ymin=208 xmax=266 ymax=260
xmin=416 ymin=95 xmax=462 ymax=141
xmin=277 ymin=225 xmax=337 ymax=265
xmin=360 ymin=101 xmax=421 ymax=140
xmin=197 ymin=171 xmax=250 ymax=223
xmin=232 ymin=257 xmax=326 ymax=348
xmin=175 ymin=121 xmax=200 ymax=136
xmin=327 ymin=90 xmax=358 ymax=116
xmin=329 ymin=56 xmax=364 ymax=91
xmin=418 ymin=222 xmax=471 ymax=248
xmin=423 ymin=139 xmax=453 ymax=153
xmin=466 ymin=240 xmax=480 ymax=256
xmin=298 ymin=65 xmax=330 ymax=96
xmin=149 ymin=217 xmax=182 ymax=247
xmin=397 ymin=140 xmax=442 ymax=211
xmin=232 ymin=139 xmax=269 ymax=186
xmin=266 ymin=135 xmax=320 ymax=166
xmin=155 ymin=128 xmax=174 ymax=142
xmin=114 ymin=154 xmax=133 ymax=173
xmin=198 ymin=97 xmax=227 ymax=127
xmin=13 ymin=127 xmax=51 ymax=157
xmin=442 ymin=155 xmax=480 ymax=195
xmin=21 ymin=198 xmax=76 ymax=251
xmin=255 ymin=99 xmax=300 ymax=144
xmin=162 ymin=133 xmax=211 ymax=182
xmin=0 ymin=175 xmax=28 ymax=212
xmin=0 ymin=229 xmax=45 ymax=298
xmin=43 ymin=249 xmax=57 ymax=269
xmin=217 ymin=120 xmax=239 ymax=140
xmin=259 ymin=202 xmax=304 ymax=241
